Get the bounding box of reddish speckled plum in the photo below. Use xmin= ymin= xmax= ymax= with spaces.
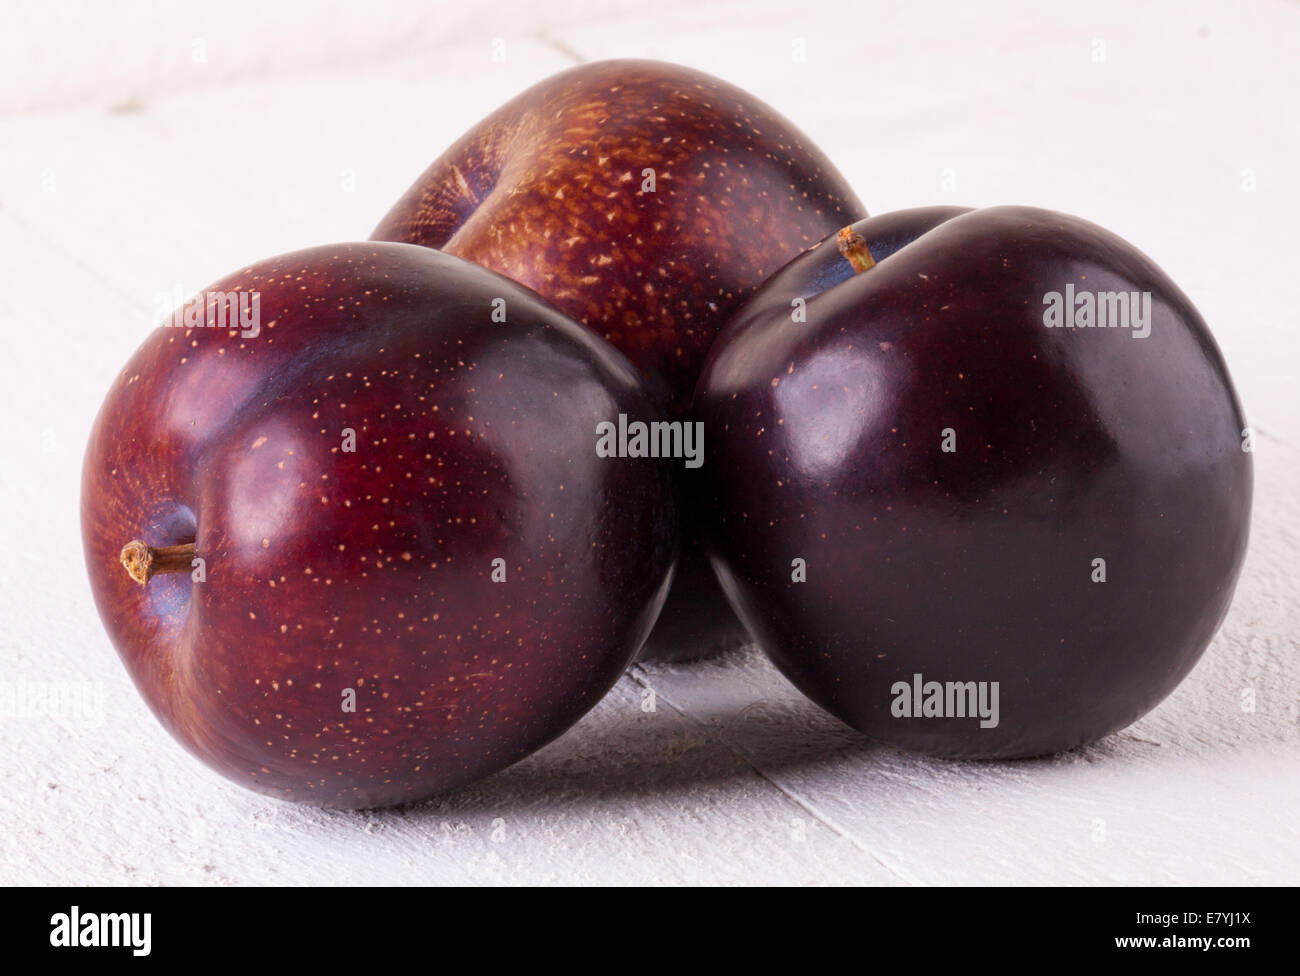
xmin=82 ymin=242 xmax=678 ymax=808
xmin=373 ymin=59 xmax=866 ymax=660
xmin=697 ymin=206 xmax=1253 ymax=757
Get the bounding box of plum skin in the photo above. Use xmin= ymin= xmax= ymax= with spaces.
xmin=81 ymin=242 xmax=678 ymax=808
xmin=371 ymin=59 xmax=866 ymax=411
xmin=696 ymin=206 xmax=1253 ymax=758
xmin=372 ymin=59 xmax=869 ymax=662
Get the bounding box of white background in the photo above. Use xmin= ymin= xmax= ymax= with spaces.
xmin=1 ymin=0 xmax=1297 ymax=884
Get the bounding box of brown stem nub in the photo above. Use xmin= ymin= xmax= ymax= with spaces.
xmin=121 ymin=540 xmax=196 ymax=585
xmin=837 ymin=226 xmax=877 ymax=274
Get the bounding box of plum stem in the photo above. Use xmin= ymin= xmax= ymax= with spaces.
xmin=120 ymin=540 xmax=196 ymax=585
xmin=837 ymin=226 xmax=876 ymax=274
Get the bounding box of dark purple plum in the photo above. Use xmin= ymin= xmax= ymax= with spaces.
xmin=83 ymin=242 xmax=678 ymax=807
xmin=696 ymin=206 xmax=1252 ymax=757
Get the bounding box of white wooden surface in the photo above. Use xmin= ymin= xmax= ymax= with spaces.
xmin=1 ymin=0 xmax=1297 ymax=885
